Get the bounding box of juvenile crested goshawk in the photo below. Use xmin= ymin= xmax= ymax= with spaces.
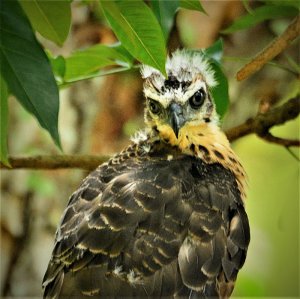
xmin=43 ymin=50 xmax=250 ymax=298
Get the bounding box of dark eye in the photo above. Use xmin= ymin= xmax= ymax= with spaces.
xmin=189 ymin=89 xmax=206 ymax=109
xmin=149 ymin=100 xmax=161 ymax=115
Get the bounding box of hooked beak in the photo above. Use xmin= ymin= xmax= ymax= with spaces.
xmin=168 ymin=102 xmax=186 ymax=138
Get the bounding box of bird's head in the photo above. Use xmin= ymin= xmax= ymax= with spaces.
xmin=141 ymin=50 xmax=219 ymax=146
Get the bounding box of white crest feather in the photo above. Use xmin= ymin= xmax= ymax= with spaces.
xmin=141 ymin=49 xmax=217 ymax=88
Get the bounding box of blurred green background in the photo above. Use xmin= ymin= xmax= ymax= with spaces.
xmin=233 ymin=119 xmax=299 ymax=297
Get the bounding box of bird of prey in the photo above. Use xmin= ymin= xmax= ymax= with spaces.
xmin=43 ymin=50 xmax=250 ymax=298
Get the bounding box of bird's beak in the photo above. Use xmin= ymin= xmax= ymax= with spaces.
xmin=168 ymin=102 xmax=186 ymax=138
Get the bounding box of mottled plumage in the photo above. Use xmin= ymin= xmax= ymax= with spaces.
xmin=43 ymin=50 xmax=250 ymax=298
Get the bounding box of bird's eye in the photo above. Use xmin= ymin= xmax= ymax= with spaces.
xmin=149 ymin=100 xmax=161 ymax=115
xmin=189 ymin=89 xmax=206 ymax=109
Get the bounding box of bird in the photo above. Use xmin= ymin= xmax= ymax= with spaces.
xmin=42 ymin=49 xmax=250 ymax=299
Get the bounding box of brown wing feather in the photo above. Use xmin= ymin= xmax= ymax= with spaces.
xmin=43 ymin=146 xmax=250 ymax=298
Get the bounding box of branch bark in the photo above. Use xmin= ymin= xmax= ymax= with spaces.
xmin=237 ymin=16 xmax=300 ymax=81
xmin=1 ymin=97 xmax=299 ymax=170
xmin=226 ymin=97 xmax=300 ymax=144
xmin=0 ymin=155 xmax=109 ymax=171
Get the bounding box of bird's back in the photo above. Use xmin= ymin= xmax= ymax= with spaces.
xmin=43 ymin=140 xmax=250 ymax=298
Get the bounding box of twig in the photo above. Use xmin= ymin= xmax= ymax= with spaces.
xmin=0 ymin=98 xmax=299 ymax=170
xmin=259 ymin=132 xmax=300 ymax=147
xmin=285 ymin=146 xmax=300 ymax=162
xmin=237 ymin=16 xmax=300 ymax=81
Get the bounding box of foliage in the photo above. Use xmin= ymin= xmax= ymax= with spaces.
xmin=62 ymin=43 xmax=133 ymax=83
xmin=99 ymin=0 xmax=167 ymax=76
xmin=202 ymin=39 xmax=229 ymax=117
xmin=222 ymin=4 xmax=298 ymax=34
xmin=19 ymin=0 xmax=71 ymax=46
xmin=0 ymin=0 xmax=61 ymax=158
xmin=0 ymin=0 xmax=298 ymax=165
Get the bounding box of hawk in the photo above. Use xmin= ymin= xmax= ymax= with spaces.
xmin=43 ymin=50 xmax=250 ymax=298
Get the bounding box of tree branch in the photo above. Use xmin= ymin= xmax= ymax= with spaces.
xmin=0 ymin=155 xmax=109 ymax=171
xmin=1 ymin=97 xmax=299 ymax=170
xmin=237 ymin=16 xmax=300 ymax=81
xmin=226 ymin=97 xmax=300 ymax=144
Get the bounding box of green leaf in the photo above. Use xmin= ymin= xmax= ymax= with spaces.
xmin=151 ymin=0 xmax=179 ymax=40
xmin=19 ymin=0 xmax=71 ymax=46
xmin=111 ymin=42 xmax=135 ymax=63
xmin=222 ymin=5 xmax=299 ymax=33
xmin=209 ymin=60 xmax=229 ymax=118
xmin=51 ymin=55 xmax=66 ymax=80
xmin=64 ymin=43 xmax=133 ymax=82
xmin=202 ymin=40 xmax=229 ymax=117
xmin=263 ymin=0 xmax=300 ymax=10
xmin=47 ymin=51 xmax=66 ymax=84
xmin=0 ymin=75 xmax=10 ymax=167
xmin=203 ymin=38 xmax=223 ymax=63
xmin=180 ymin=0 xmax=206 ymax=13
xmin=0 ymin=0 xmax=61 ymax=148
xmin=100 ymin=0 xmax=167 ymax=76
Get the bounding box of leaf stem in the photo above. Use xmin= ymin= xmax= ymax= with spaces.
xmin=58 ymin=66 xmax=132 ymax=87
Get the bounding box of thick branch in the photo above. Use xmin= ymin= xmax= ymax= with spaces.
xmin=1 ymin=97 xmax=299 ymax=170
xmin=237 ymin=16 xmax=300 ymax=81
xmin=226 ymin=97 xmax=300 ymax=144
